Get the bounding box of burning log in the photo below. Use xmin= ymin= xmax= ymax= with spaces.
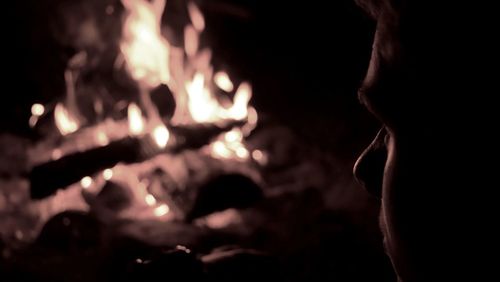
xmin=30 ymin=120 xmax=245 ymax=199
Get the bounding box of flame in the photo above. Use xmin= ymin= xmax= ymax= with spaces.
xmin=184 ymin=25 xmax=198 ymax=57
xmin=145 ymin=194 xmax=157 ymax=206
xmin=54 ymin=103 xmax=80 ymax=135
xmin=96 ymin=130 xmax=110 ymax=146
xmin=120 ymin=0 xmax=170 ymax=88
xmin=185 ymin=73 xmax=253 ymax=123
xmin=210 ymin=129 xmax=249 ymax=160
xmin=187 ymin=2 xmax=205 ymax=32
xmin=152 ymin=123 xmax=170 ymax=148
xmin=120 ymin=0 xmax=257 ymax=156
xmin=228 ymin=82 xmax=252 ymax=120
xmin=224 ymin=130 xmax=242 ymax=143
xmin=154 ymin=204 xmax=170 ymax=216
xmin=128 ymin=103 xmax=145 ymax=135
xmin=214 ymin=71 xmax=234 ymax=92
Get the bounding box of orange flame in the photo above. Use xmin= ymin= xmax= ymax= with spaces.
xmin=184 ymin=25 xmax=199 ymax=57
xmin=214 ymin=71 xmax=234 ymax=92
xmin=120 ymin=0 xmax=170 ymax=88
xmin=128 ymin=103 xmax=145 ymax=135
xmin=54 ymin=103 xmax=80 ymax=135
xmin=152 ymin=123 xmax=170 ymax=148
xmin=145 ymin=194 xmax=157 ymax=206
xmin=187 ymin=2 xmax=205 ymax=32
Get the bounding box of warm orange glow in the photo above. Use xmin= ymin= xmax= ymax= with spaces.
xmin=152 ymin=123 xmax=170 ymax=148
xmin=203 ymin=209 xmax=241 ymax=229
xmin=214 ymin=71 xmax=234 ymax=92
xmin=236 ymin=147 xmax=249 ymax=159
xmin=120 ymin=0 xmax=170 ymax=88
xmin=186 ymin=72 xmax=215 ymax=122
xmin=184 ymin=25 xmax=198 ymax=57
xmin=128 ymin=103 xmax=145 ymax=135
xmin=187 ymin=2 xmax=205 ymax=32
xmin=145 ymin=194 xmax=157 ymax=206
xmin=211 ymin=141 xmax=232 ymax=159
xmin=224 ymin=130 xmax=242 ymax=143
xmin=185 ymin=74 xmax=254 ymax=124
xmin=96 ymin=131 xmax=110 ymax=146
xmin=80 ymin=176 xmax=92 ymax=189
xmin=51 ymin=149 xmax=63 ymax=161
xmin=154 ymin=204 xmax=170 ymax=216
xmin=103 ymin=169 xmax=113 ymax=180
xmin=31 ymin=103 xmax=45 ymax=116
xmin=29 ymin=116 xmax=38 ymax=128
xmin=252 ymin=149 xmax=268 ymax=165
xmin=228 ymin=82 xmax=252 ymax=121
xmin=54 ymin=103 xmax=79 ymax=135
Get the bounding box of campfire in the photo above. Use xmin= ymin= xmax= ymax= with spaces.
xmin=0 ymin=1 xmax=398 ymax=281
xmin=26 ymin=0 xmax=263 ymax=225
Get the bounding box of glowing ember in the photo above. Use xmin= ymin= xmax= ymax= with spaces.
xmin=154 ymin=204 xmax=170 ymax=216
xmin=128 ymin=103 xmax=145 ymax=135
xmin=225 ymin=130 xmax=242 ymax=143
xmin=252 ymin=150 xmax=263 ymax=160
xmin=31 ymin=103 xmax=45 ymax=116
xmin=51 ymin=149 xmax=63 ymax=161
xmin=54 ymin=103 xmax=79 ymax=135
xmin=236 ymin=147 xmax=249 ymax=159
xmin=152 ymin=124 xmax=169 ymax=148
xmin=214 ymin=71 xmax=234 ymax=92
xmin=120 ymin=0 xmax=170 ymax=88
xmin=145 ymin=194 xmax=157 ymax=206
xmin=187 ymin=2 xmax=205 ymax=32
xmin=211 ymin=141 xmax=232 ymax=159
xmin=80 ymin=176 xmax=92 ymax=189
xmin=103 ymin=169 xmax=113 ymax=180
xmin=96 ymin=131 xmax=110 ymax=146
xmin=228 ymin=82 xmax=252 ymax=120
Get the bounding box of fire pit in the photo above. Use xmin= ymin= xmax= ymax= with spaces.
xmin=23 ymin=0 xmax=262 ymax=224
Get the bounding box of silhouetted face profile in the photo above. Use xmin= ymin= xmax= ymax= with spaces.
xmin=353 ymin=0 xmax=492 ymax=281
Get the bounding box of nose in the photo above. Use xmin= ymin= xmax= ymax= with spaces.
xmin=353 ymin=128 xmax=388 ymax=199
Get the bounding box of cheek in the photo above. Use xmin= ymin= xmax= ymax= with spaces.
xmin=379 ymin=136 xmax=407 ymax=270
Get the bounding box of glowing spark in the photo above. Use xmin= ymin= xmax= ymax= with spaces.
xmin=80 ymin=176 xmax=92 ymax=189
xmin=154 ymin=204 xmax=170 ymax=216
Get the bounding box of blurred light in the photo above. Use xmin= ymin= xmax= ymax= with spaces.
xmin=154 ymin=204 xmax=170 ymax=216
xmin=80 ymin=176 xmax=92 ymax=189
xmin=214 ymin=71 xmax=234 ymax=92
xmin=31 ymin=103 xmax=45 ymax=116
xmin=236 ymin=147 xmax=249 ymax=159
xmin=145 ymin=194 xmax=157 ymax=206
xmin=103 ymin=169 xmax=113 ymax=180
xmin=51 ymin=149 xmax=63 ymax=160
